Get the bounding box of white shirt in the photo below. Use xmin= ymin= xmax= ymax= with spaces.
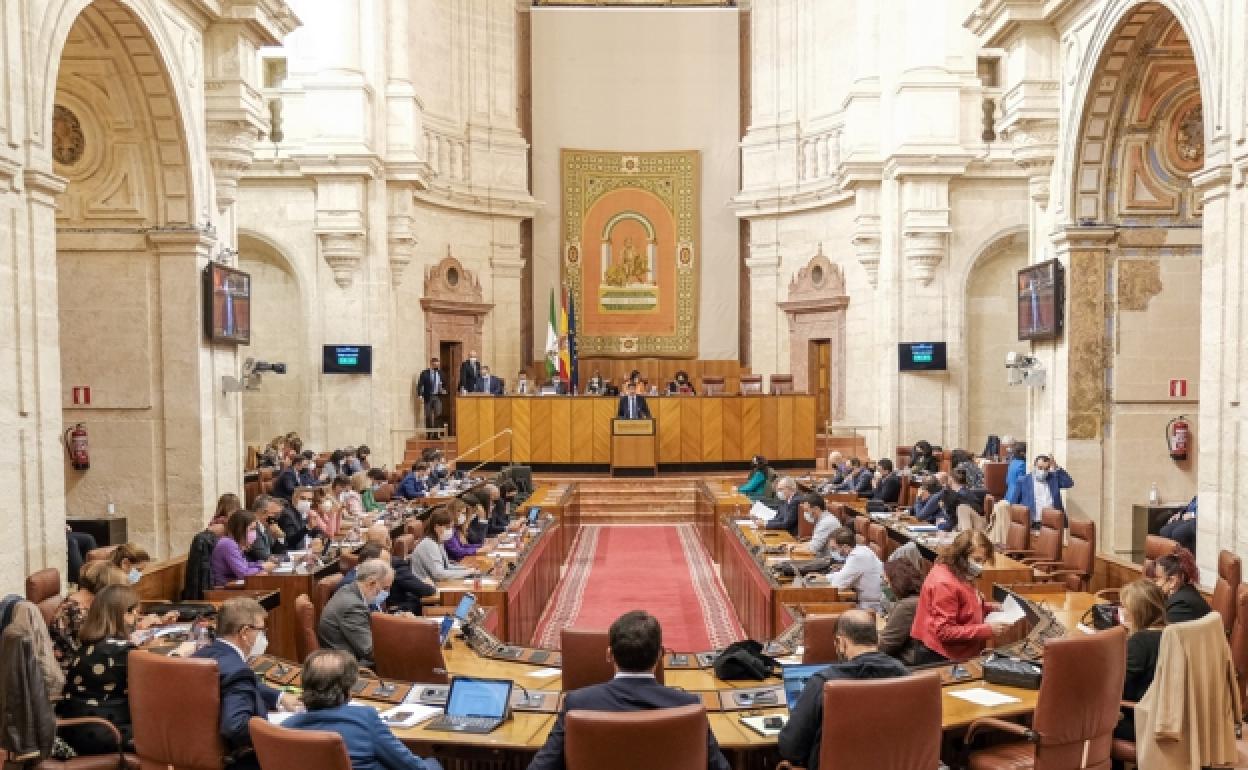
xmin=827 ymin=544 xmax=884 ymax=610
xmin=806 ymin=512 xmax=839 ymax=558
xmin=613 ymin=672 xmax=656 ymax=680
xmin=1032 ymin=474 xmax=1054 ymax=518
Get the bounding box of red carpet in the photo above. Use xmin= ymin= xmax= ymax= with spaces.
xmin=532 ymin=525 xmax=744 ymax=652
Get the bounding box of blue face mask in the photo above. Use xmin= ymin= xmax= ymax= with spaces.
xmin=127 ymin=568 xmax=142 ymax=585
xmin=372 ymin=589 xmax=390 ymax=609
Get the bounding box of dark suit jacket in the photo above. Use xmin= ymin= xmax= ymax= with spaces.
xmin=527 ymin=676 xmax=729 ymax=770
xmin=487 ymin=499 xmax=511 ymax=536
xmin=459 ymin=360 xmax=481 ymax=394
xmin=276 ymin=508 xmax=323 ymax=552
xmin=476 ymin=375 xmax=505 ymax=395
xmin=871 ymin=472 xmax=901 ymax=504
xmin=244 ymin=524 xmax=285 ymax=561
xmin=1166 ymin=584 xmax=1212 ymax=624
xmin=274 ymin=468 xmax=300 ymax=501
xmin=764 ymin=496 xmax=800 ymax=537
xmin=616 ymin=394 xmax=651 ymax=419
xmin=416 ymin=368 xmax=446 ymax=402
xmin=192 ymin=640 xmax=280 ymax=755
xmin=284 ymin=704 xmax=435 ymax=770
xmin=318 ymin=581 xmax=375 ymax=666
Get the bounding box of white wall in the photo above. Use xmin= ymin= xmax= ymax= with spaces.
xmin=530 ymin=8 xmax=741 ymax=361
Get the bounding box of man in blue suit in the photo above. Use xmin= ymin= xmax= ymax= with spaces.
xmin=527 ymin=611 xmax=730 ymax=770
xmin=475 ymin=365 xmax=505 ymax=395
xmin=193 ymin=598 xmax=302 ymax=770
xmin=616 ymin=381 xmax=651 ymax=420
xmin=761 ymin=477 xmax=801 ymax=537
xmin=284 ymin=650 xmax=442 ymax=770
xmin=1005 ymin=453 xmax=1074 ymax=527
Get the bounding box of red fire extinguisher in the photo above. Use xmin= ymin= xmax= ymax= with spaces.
xmin=64 ymin=423 xmax=90 ymax=471
xmin=1165 ymin=416 xmax=1190 ymax=462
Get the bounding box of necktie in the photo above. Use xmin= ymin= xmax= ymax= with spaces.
xmin=630 ymin=397 xmax=636 ymax=419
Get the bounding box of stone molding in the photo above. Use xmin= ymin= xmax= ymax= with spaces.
xmin=316 ymin=231 xmax=365 ymax=289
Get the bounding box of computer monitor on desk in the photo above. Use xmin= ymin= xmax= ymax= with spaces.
xmin=781 ymin=663 xmax=826 ymax=709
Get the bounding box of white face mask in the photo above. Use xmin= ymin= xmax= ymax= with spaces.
xmin=803 ymin=510 xmax=816 ymax=524
xmin=967 ymin=559 xmax=985 ymax=577
xmin=1035 ymin=468 xmax=1049 ymax=481
xmin=457 ymin=513 xmax=466 ymax=526
xmin=248 ymin=629 xmax=268 ymax=659
xmin=319 ymin=499 xmax=334 ymax=513
xmin=127 ymin=567 xmax=142 ymax=585
xmin=296 ymin=500 xmax=312 ymax=514
xmin=438 ymin=527 xmax=453 ymax=543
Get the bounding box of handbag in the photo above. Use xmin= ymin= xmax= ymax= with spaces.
xmin=982 ymin=653 xmax=1043 ymax=690
xmin=712 ymin=640 xmax=778 ymax=681
xmin=1082 ymin=603 xmax=1121 ymax=631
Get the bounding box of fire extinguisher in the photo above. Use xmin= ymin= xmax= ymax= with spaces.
xmin=1165 ymin=416 xmax=1190 ymax=462
xmin=64 ymin=423 xmax=90 ymax=471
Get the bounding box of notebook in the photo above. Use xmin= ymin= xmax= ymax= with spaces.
xmin=424 ymin=676 xmax=514 ymax=734
xmin=781 ymin=663 xmax=826 ymax=710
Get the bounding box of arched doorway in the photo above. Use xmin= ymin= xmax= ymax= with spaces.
xmin=50 ymin=0 xmax=216 ymax=560
xmin=964 ymin=232 xmax=1028 ymax=450
xmin=238 ymin=233 xmax=308 ymax=449
xmin=1061 ymin=2 xmax=1204 ymax=560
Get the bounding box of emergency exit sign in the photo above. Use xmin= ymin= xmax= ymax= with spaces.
xmin=1169 ymin=379 xmax=1188 ymax=398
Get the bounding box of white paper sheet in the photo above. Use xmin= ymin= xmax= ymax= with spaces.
xmin=984 ymin=596 xmax=1026 ymax=626
xmin=750 ymin=501 xmax=778 ymax=522
xmin=462 ymin=578 xmax=498 ymax=587
xmin=267 ymin=712 xmax=294 ymax=724
xmin=734 ymin=519 xmax=756 ymax=529
xmin=525 ymin=667 xmax=562 ymax=679
xmin=379 ymin=704 xmax=441 ymax=728
xmin=947 ymin=688 xmax=1022 ymax=707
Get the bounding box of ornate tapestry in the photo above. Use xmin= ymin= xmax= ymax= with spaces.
xmin=561 ymin=149 xmax=700 ymax=357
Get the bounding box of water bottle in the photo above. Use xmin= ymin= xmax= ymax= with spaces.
xmin=1149 ymin=482 xmax=1160 ymax=506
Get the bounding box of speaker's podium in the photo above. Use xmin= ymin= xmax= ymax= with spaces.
xmin=611 ymin=418 xmax=656 ymax=477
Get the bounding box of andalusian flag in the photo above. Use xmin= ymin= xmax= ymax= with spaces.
xmin=545 ymin=289 xmax=559 ymax=379
xmin=558 ymin=287 xmax=571 ymax=382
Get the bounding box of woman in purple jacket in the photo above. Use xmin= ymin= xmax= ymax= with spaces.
xmin=443 ymin=499 xmax=481 ymax=563
xmin=210 ymin=511 xmax=271 ymax=587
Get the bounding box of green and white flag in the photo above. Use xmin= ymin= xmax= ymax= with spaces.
xmin=545 ymin=288 xmax=559 ymax=378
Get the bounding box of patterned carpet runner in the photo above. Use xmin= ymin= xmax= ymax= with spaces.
xmin=532 ymin=524 xmax=745 ymax=652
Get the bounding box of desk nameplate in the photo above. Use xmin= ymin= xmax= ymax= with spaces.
xmin=611 ymin=418 xmax=655 ymax=436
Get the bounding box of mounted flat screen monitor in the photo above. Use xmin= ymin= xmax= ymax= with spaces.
xmin=203 ymin=263 xmax=251 ymax=345
xmin=1017 ymin=258 xmax=1064 ymax=341
xmin=898 ymin=342 xmax=947 ymax=372
xmin=322 ymin=345 xmax=372 ymax=374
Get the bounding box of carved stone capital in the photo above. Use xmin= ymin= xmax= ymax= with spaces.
xmin=851 ymin=222 xmax=881 ymax=289
xmin=317 ymin=230 xmax=365 ymax=288
xmin=902 ymin=230 xmax=947 ymax=285
xmin=1004 ymin=118 xmax=1058 ymax=209
xmin=207 ymin=120 xmax=260 ymax=210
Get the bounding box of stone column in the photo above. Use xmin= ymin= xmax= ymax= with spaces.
xmin=147 ymin=228 xmax=238 ymax=556
xmin=489 ymin=217 xmax=526 ymax=382
xmin=746 ymin=222 xmax=784 ymax=378
xmin=386 ymin=0 xmax=424 ymax=170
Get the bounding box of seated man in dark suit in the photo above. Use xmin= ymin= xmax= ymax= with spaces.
xmin=778 ymin=610 xmax=909 ymax=770
xmin=616 ymin=381 xmax=651 ymax=420
xmin=759 ymin=477 xmax=800 ymax=537
xmin=836 ymin=457 xmax=874 ymax=495
xmin=285 ymin=649 xmax=442 ymax=770
xmin=273 ymin=454 xmax=307 ymax=502
xmin=245 ymin=494 xmax=288 ymax=561
xmin=868 ymin=458 xmax=902 ymax=504
xmin=475 ymin=365 xmax=505 ymax=396
xmin=193 ymin=597 xmax=303 ymax=769
xmin=318 ymin=559 xmax=393 ymax=668
xmin=527 ymin=610 xmax=730 ymax=770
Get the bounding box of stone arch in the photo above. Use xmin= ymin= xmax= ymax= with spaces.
xmin=37 ymin=0 xmax=204 ymax=223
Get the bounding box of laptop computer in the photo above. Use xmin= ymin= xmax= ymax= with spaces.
xmin=439 ymin=594 xmax=478 ymax=646
xmin=424 ymin=676 xmax=514 ymax=734
xmin=781 ymin=663 xmax=827 ymax=710
xmin=527 ymin=507 xmax=541 ymax=526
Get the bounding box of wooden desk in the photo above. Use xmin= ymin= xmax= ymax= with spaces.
xmin=242 ymin=563 xmax=338 ymax=660
xmin=135 ymin=554 xmax=187 ymax=601
xmin=456 ymin=394 xmax=816 ymax=467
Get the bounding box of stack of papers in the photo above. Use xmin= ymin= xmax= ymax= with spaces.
xmin=750 ymin=501 xmax=778 ymax=522
xmin=984 ymin=596 xmax=1026 ymax=626
xmin=734 ymin=519 xmax=756 ymax=529
xmin=948 ymin=688 xmax=1021 ymax=707
xmin=906 ymin=524 xmax=939 ymax=533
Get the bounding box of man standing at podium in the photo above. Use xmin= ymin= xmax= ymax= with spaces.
xmin=617 ymin=381 xmax=651 ymax=420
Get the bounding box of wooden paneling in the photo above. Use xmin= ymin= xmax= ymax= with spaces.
xmin=454 ymin=395 xmax=816 ymax=465
xmin=570 ymin=400 xmax=595 ymax=463
xmin=542 ymin=358 xmax=754 ymax=393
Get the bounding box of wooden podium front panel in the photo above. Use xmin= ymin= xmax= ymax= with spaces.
xmin=612 ymin=433 xmax=656 ymax=469
xmin=759 ymin=397 xmax=779 ymax=461
xmin=776 ymin=397 xmax=794 ymax=459
xmin=700 ymin=398 xmax=723 ymax=462
xmin=657 ymin=398 xmax=682 ymax=463
xmin=511 ymin=400 xmax=531 ymax=459
xmin=530 ymin=399 xmax=552 ymax=462
xmin=550 ymin=400 xmax=572 ymax=463
xmin=740 ymin=397 xmax=762 ymax=459
xmin=571 ymin=399 xmax=595 ymax=463
xmin=721 ymin=398 xmax=743 ymax=461
xmin=592 ymin=399 xmax=614 ymax=463
xmin=793 ymin=396 xmax=816 ymax=458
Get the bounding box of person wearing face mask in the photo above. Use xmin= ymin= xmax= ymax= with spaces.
xmin=318 ymin=559 xmax=394 ymax=668
xmin=759 ymin=477 xmax=800 ymax=537
xmin=912 ymin=478 xmax=947 ymax=524
xmin=459 ymin=350 xmax=482 ymax=395
xmin=867 ymin=458 xmax=901 ymax=505
xmin=107 ymin=543 xmax=151 ymax=585
xmin=1146 ymin=548 xmax=1211 ymax=623
xmin=475 ymin=364 xmax=504 ymax=396
xmin=910 ymin=530 xmax=1013 ymax=663
xmin=283 ymin=650 xmax=444 ymax=770
xmin=410 ymin=510 xmax=473 ymax=584
xmin=791 ymin=495 xmax=839 ymax=560
xmin=1005 ymin=453 xmax=1074 ymax=527
xmin=777 ymin=611 xmax=908 ymax=770
xmin=50 ymin=561 xmax=129 ymax=674
xmin=245 ymin=494 xmax=289 ymax=562
xmin=486 ymin=482 xmax=515 ymax=536
xmin=274 ymin=454 xmax=306 ymax=502
xmin=823 ymin=527 xmax=884 ymax=610
xmin=57 ymin=584 xmax=143 ymax=755
xmin=276 ymin=490 xmax=328 ymax=552
xmin=332 ymin=475 xmax=365 ymax=519
xmin=360 ymin=468 xmax=390 ymax=513
xmin=396 ymin=461 xmax=430 ymax=500
xmin=1113 ymin=580 xmax=1168 ymax=752
xmin=194 ymin=598 xmax=303 ymax=769
xmin=444 ymin=500 xmax=483 ymax=561
xmin=878 ymin=559 xmax=924 ymax=665
xmin=583 ymin=370 xmax=604 ymax=395
xmin=210 ymin=511 xmax=273 ymax=588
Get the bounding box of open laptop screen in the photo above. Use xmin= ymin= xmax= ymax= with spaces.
xmin=781 ymin=663 xmax=826 ymax=709
xmin=445 ymin=677 xmax=513 ymax=719
xmin=438 ymin=615 xmax=455 ymax=646
xmin=453 ymin=594 xmax=476 ymax=621
xmin=527 ymin=507 xmax=541 ymax=525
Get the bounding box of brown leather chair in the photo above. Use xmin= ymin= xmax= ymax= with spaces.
xmin=129 ymin=650 xmax=225 ymax=770
xmin=294 ymin=594 xmax=319 ymax=662
xmin=25 ymin=567 xmax=62 ymax=626
xmin=1017 ymin=508 xmax=1063 ymax=567
xmin=314 ymin=573 xmax=344 ymax=617
xmin=982 ymin=461 xmax=1007 ymax=499
xmin=373 ymin=482 xmax=394 ymax=503
xmin=405 ymin=520 xmax=425 ymax=540
xmin=786 ymin=671 xmax=942 ymax=770
xmin=867 ymin=523 xmax=891 ymax=558
xmin=370 ymin=613 xmax=448 ymax=684
xmin=560 ymin=628 xmax=617 ymax=691
xmin=966 ymin=626 xmax=1127 ymax=770
xmin=769 ymin=375 xmax=794 ymax=395
xmin=701 ymin=376 xmax=725 ymax=396
xmin=1035 ymin=518 xmax=1095 ymax=591
xmin=85 ymin=546 xmax=116 ymax=563
xmin=564 ymin=703 xmax=707 ymax=770
xmin=798 ymin=508 xmax=815 ymax=540
xmin=1230 ymin=585 xmax=1248 ymax=714
xmin=391 ymin=534 xmax=416 ymax=560
xmin=739 ymin=375 xmax=763 ymax=395
xmin=338 ymin=551 xmax=360 ymax=574
xmin=1214 ymin=550 xmax=1243 ymax=638
xmin=249 ymin=717 xmax=351 ymax=770
xmin=801 ymin=614 xmax=843 ymax=665
xmin=852 ymin=517 xmax=869 ymax=541
xmin=1144 ymin=533 xmax=1180 ymax=564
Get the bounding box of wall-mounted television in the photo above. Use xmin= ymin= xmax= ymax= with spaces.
xmin=323 ymin=345 xmax=372 ymax=375
xmin=899 ymin=342 xmax=947 ymax=372
xmin=203 ymin=263 xmax=251 ymax=345
xmin=1017 ymin=258 xmax=1064 ymax=341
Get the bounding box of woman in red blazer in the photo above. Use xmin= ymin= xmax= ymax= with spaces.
xmin=910 ymin=530 xmax=1014 ymax=663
